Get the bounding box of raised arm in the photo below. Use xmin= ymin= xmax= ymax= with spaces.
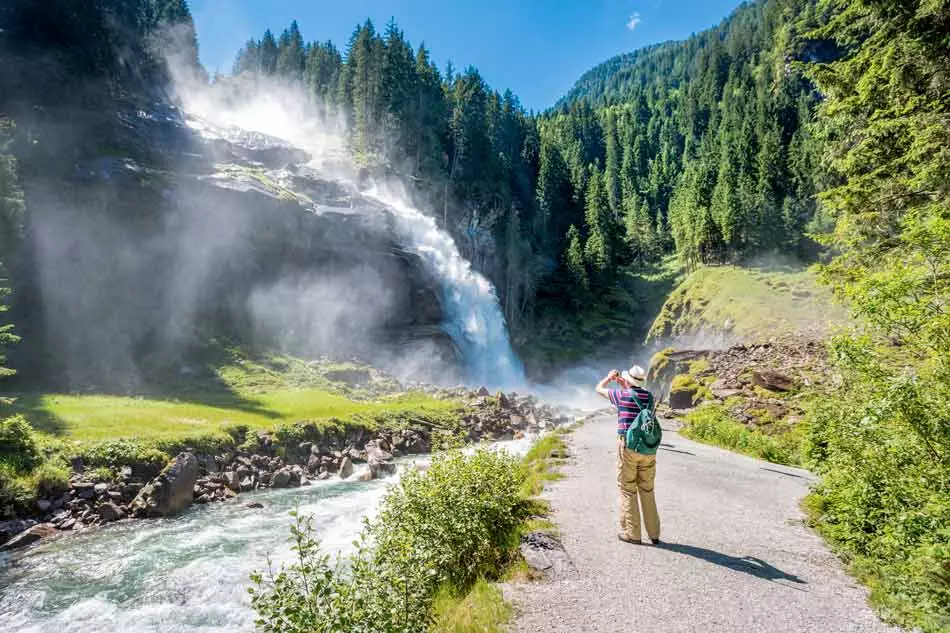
xmin=596 ymin=370 xmax=620 ymax=399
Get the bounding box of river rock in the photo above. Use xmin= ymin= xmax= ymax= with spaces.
xmin=338 ymin=457 xmax=354 ymax=479
xmin=365 ymin=441 xmax=393 ymax=463
xmin=131 ymin=452 xmax=200 ymax=518
xmin=74 ymin=482 xmax=96 ymax=499
xmin=271 ymin=468 xmax=291 ymax=488
xmin=223 ymin=471 xmax=240 ymax=492
xmin=357 ymin=469 xmax=374 ymax=482
xmin=94 ymin=483 xmax=109 ymax=495
xmin=0 ymin=523 xmax=57 ymax=552
xmin=244 ymin=501 xmax=264 ymax=509
xmin=97 ymin=502 xmax=125 ymax=523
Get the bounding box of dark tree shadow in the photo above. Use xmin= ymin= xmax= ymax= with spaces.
xmin=761 ymin=467 xmax=809 ymax=480
xmin=660 ymin=442 xmax=695 ymax=456
xmin=657 ymin=542 xmax=807 ymax=587
xmin=0 ymin=393 xmax=69 ymax=435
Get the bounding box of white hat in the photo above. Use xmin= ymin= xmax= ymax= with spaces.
xmin=621 ymin=365 xmax=646 ymax=384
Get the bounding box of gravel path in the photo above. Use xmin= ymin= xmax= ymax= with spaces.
xmin=505 ymin=416 xmax=900 ymax=633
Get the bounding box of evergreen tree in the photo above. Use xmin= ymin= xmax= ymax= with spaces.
xmin=259 ymin=29 xmax=278 ymax=75
xmin=583 ymin=170 xmax=613 ymax=275
xmin=564 ymin=224 xmax=588 ymax=294
xmin=276 ymin=20 xmax=305 ymax=81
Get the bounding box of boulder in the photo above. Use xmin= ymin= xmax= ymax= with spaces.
xmin=94 ymin=483 xmax=110 ymax=496
xmin=223 ymin=471 xmax=241 ymax=492
xmin=271 ymin=468 xmax=292 ymax=488
xmin=365 ymin=441 xmax=393 ymax=463
xmin=74 ymin=482 xmax=96 ymax=500
xmin=0 ymin=523 xmax=57 ymax=552
xmin=338 ymin=457 xmax=354 ymax=479
xmin=130 ymin=452 xmax=200 ymax=518
xmin=357 ymin=470 xmax=375 ymax=482
xmin=244 ymin=501 xmax=264 ymax=509
xmin=751 ymin=369 xmax=796 ymax=392
xmin=96 ymin=502 xmax=125 ymax=523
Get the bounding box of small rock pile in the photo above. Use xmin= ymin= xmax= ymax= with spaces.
xmin=650 ymin=337 xmax=831 ymax=428
xmin=1 ymin=387 xmax=570 ymax=551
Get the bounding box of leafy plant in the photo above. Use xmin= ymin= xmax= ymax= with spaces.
xmin=250 ymin=448 xmax=528 ymax=633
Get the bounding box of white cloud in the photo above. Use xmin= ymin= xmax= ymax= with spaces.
xmin=626 ymin=12 xmax=642 ymax=31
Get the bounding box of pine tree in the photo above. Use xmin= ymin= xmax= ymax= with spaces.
xmin=583 ymin=170 xmax=613 ymax=275
xmin=276 ymin=20 xmax=305 ymax=81
xmin=564 ymin=224 xmax=589 ymax=293
xmin=0 ymin=118 xmax=22 ymax=379
xmin=259 ymin=29 xmax=278 ymax=75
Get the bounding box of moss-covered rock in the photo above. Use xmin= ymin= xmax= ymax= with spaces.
xmin=669 ymin=374 xmax=699 ymax=409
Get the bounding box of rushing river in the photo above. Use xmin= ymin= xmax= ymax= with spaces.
xmin=0 ymin=438 xmax=533 ymax=633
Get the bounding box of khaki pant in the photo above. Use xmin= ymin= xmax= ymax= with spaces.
xmin=616 ymin=436 xmax=660 ymax=541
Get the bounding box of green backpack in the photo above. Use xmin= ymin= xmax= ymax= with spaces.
xmin=625 ymin=392 xmax=662 ymax=455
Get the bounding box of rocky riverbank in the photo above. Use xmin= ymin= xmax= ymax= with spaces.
xmin=0 ymin=389 xmax=570 ymax=552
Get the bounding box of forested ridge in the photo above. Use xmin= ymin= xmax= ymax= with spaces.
xmin=0 ymin=1 xmax=948 ymax=628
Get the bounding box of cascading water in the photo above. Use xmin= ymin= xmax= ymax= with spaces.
xmin=179 ymin=81 xmax=526 ymax=390
xmin=363 ymin=187 xmax=525 ymax=389
xmin=0 ymin=441 xmax=536 ymax=632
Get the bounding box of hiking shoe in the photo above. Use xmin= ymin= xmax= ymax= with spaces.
xmin=617 ymin=533 xmax=642 ymax=545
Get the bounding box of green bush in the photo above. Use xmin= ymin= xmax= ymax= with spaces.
xmin=681 ymin=405 xmax=802 ymax=466
xmin=30 ymin=459 xmax=71 ymax=497
xmin=0 ymin=464 xmax=32 ymax=519
xmin=250 ymin=448 xmax=527 ymax=633
xmin=803 ymin=337 xmax=950 ymax=631
xmin=78 ymin=439 xmax=169 ymax=471
xmin=0 ymin=415 xmax=40 ymax=473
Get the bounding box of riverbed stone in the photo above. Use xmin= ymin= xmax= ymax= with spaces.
xmin=0 ymin=523 xmax=57 ymax=552
xmin=271 ymin=468 xmax=291 ymax=488
xmin=97 ymin=502 xmax=125 ymax=523
xmin=130 ymin=452 xmax=200 ymax=518
xmin=338 ymin=457 xmax=354 ymax=479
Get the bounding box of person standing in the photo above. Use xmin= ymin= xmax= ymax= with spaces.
xmin=596 ymin=366 xmax=661 ymax=545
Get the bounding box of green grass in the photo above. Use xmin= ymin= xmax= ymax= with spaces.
xmin=9 ymin=390 xmax=454 ymax=443
xmin=647 ymin=264 xmax=847 ymax=344
xmin=431 ymin=580 xmax=513 ymax=633
xmin=680 ymin=404 xmax=804 ymax=466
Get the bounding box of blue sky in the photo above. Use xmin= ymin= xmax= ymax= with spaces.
xmin=189 ymin=0 xmax=744 ymax=111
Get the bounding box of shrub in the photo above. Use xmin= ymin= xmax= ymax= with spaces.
xmin=31 ymin=459 xmax=71 ymax=497
xmin=682 ymin=405 xmax=802 ymax=466
xmin=0 ymin=464 xmax=31 ymax=519
xmin=79 ymin=439 xmax=169 ymax=471
xmin=802 ymin=337 xmax=950 ymax=631
xmin=0 ymin=415 xmax=40 ymax=473
xmin=250 ymin=448 xmax=527 ymax=633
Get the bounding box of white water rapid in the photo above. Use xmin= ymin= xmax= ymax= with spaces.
xmin=0 ymin=439 xmax=535 ymax=632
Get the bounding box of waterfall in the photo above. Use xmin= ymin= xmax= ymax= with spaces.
xmin=363 ymin=187 xmax=525 ymax=389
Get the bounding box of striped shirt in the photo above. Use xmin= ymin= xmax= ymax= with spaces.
xmin=609 ymin=387 xmax=654 ymax=435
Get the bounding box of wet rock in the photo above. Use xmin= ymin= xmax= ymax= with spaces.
xmin=1 ymin=523 xmax=57 ymax=552
xmin=94 ymin=483 xmax=109 ymax=495
xmin=288 ymin=466 xmax=303 ymax=487
xmin=0 ymin=519 xmax=37 ymax=545
xmin=74 ymin=482 xmax=96 ymax=500
xmin=316 ymin=472 xmax=331 ymax=480
xmin=357 ymin=470 xmax=374 ymax=482
xmin=131 ymin=452 xmax=200 ymax=518
xmin=271 ymin=468 xmax=291 ymax=488
xmin=223 ymin=471 xmax=241 ymax=492
xmin=244 ymin=501 xmax=264 ymax=509
xmin=338 ymin=457 xmax=354 ymax=479
xmin=97 ymin=502 xmax=125 ymax=523
xmin=36 ymin=499 xmax=52 ymax=513
xmin=365 ymin=441 xmax=393 ymax=463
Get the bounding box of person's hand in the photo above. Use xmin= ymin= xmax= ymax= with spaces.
xmin=608 ymin=369 xmax=620 ymax=381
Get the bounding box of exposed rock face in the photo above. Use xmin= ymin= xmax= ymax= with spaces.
xmin=131 ymin=452 xmax=199 ymax=518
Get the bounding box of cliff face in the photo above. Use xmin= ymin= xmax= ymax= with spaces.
xmin=9 ymin=102 xmax=454 ymax=390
